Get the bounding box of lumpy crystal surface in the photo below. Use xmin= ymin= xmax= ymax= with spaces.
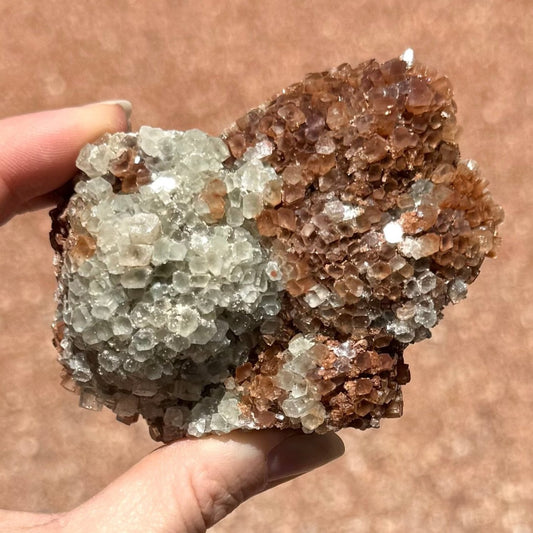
xmin=51 ymin=54 xmax=503 ymax=441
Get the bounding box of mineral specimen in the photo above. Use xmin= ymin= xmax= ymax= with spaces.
xmin=50 ymin=52 xmax=503 ymax=441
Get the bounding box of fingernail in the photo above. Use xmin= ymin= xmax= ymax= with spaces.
xmin=98 ymin=99 xmax=132 ymax=119
xmin=97 ymin=100 xmax=132 ymax=131
xmin=266 ymin=432 xmax=344 ymax=483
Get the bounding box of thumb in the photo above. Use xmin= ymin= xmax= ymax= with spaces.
xmin=57 ymin=431 xmax=344 ymax=533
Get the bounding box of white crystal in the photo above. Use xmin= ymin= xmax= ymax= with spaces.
xmin=98 ymin=350 xmax=122 ymax=372
xmin=448 ymin=279 xmax=468 ymax=303
xmin=152 ymin=237 xmax=187 ymax=265
xmin=128 ymin=213 xmax=161 ymax=244
xmin=383 ymin=221 xmax=404 ymax=243
xmin=120 ymin=267 xmax=152 ymax=289
xmin=118 ymin=244 xmax=153 ymax=267
xmin=388 ymin=320 xmax=416 ymax=343
xmin=76 ymin=141 xmax=124 ymax=180
xmin=400 ymin=48 xmax=415 ymax=68
xmin=149 ymin=176 xmax=178 ymax=193
xmin=71 ymin=306 xmax=93 ymax=332
xmin=131 ymin=329 xmax=157 ymax=351
xmin=168 ymin=306 xmax=200 ymax=337
xmin=218 ymin=395 xmax=240 ymax=425
xmin=112 ymin=316 xmax=133 ymax=336
xmin=417 ymin=271 xmax=437 ymax=294
xmin=242 ymin=192 xmax=263 ymax=218
xmin=138 ymin=126 xmax=175 ymax=159
xmin=60 ymin=128 xmax=289 ymax=439
xmin=189 ymin=255 xmax=209 ymax=274
xmin=303 ymin=285 xmax=329 ymax=308
xmin=281 ymin=396 xmax=315 ymax=417
xmin=333 ymin=341 xmax=356 ymax=359
xmin=301 ymin=403 xmax=326 ymax=431
xmin=288 ymin=334 xmax=314 ymax=356
xmin=83 ymin=177 xmax=113 ymax=201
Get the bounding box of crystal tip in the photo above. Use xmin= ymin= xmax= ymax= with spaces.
xmin=400 ymin=48 xmax=415 ymax=68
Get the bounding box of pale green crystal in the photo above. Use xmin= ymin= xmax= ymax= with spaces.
xmin=55 ymin=128 xmax=285 ymax=437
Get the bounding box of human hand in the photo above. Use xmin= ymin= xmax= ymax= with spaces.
xmin=0 ymin=104 xmax=345 ymax=532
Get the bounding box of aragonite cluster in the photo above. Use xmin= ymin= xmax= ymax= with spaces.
xmin=51 ymin=52 xmax=503 ymax=441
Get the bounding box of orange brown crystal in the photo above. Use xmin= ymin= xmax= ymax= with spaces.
xmin=69 ymin=234 xmax=96 ymax=265
xmin=110 ymin=147 xmax=151 ymax=193
xmin=219 ymin=56 xmax=503 ymax=432
xmin=200 ymin=178 xmax=227 ymax=220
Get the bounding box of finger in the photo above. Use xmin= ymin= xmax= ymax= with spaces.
xmin=17 ymin=186 xmax=72 ymax=214
xmin=0 ymin=101 xmax=131 ymax=224
xmin=0 ymin=509 xmax=61 ymax=531
xmin=59 ymin=430 xmax=345 ymax=533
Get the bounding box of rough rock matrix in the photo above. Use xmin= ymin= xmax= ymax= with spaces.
xmin=51 ymin=53 xmax=503 ymax=441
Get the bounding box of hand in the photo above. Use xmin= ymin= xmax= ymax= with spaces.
xmin=0 ymin=104 xmax=345 ymax=533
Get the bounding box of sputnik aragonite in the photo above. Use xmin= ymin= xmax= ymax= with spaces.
xmin=50 ymin=54 xmax=503 ymax=441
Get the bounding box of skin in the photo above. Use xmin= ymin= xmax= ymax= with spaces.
xmin=0 ymin=103 xmax=345 ymax=533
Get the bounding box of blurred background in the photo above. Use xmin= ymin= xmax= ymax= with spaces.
xmin=0 ymin=1 xmax=531 ymax=531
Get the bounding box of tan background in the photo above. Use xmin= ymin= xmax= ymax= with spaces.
xmin=0 ymin=1 xmax=531 ymax=531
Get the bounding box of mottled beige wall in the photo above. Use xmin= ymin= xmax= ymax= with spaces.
xmin=0 ymin=1 xmax=531 ymax=531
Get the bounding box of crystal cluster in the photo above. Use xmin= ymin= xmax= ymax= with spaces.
xmin=51 ymin=53 xmax=503 ymax=441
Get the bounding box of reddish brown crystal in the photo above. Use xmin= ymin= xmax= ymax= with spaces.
xmin=110 ymin=147 xmax=151 ymax=193
xmin=201 ymin=178 xmax=227 ymax=220
xmin=220 ymin=56 xmax=503 ymax=433
xmin=69 ymin=234 xmax=96 ymax=265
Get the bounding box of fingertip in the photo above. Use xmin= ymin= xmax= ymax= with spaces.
xmin=96 ymin=100 xmax=132 ymax=121
xmin=266 ymin=431 xmax=345 ymax=483
xmin=75 ymin=100 xmax=132 ymax=138
xmin=325 ymin=431 xmax=346 ymax=457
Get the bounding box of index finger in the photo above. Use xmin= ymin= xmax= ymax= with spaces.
xmin=0 ymin=102 xmax=131 ymax=224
